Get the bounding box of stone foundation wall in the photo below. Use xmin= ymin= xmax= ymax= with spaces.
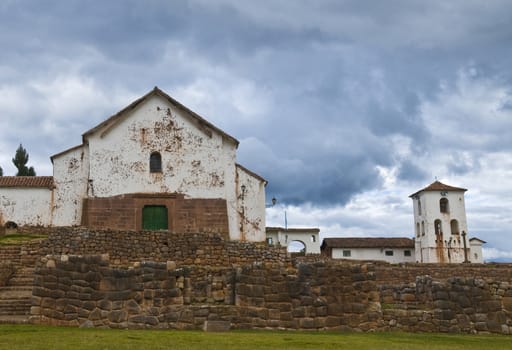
xmin=30 ymin=257 xmax=512 ymax=334
xmin=40 ymin=227 xmax=290 ymax=267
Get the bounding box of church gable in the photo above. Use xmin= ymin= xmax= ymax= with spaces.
xmin=79 ymin=88 xmax=239 ymax=199
xmin=83 ymin=87 xmax=239 ymax=147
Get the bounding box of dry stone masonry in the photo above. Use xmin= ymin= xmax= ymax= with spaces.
xmin=2 ymin=228 xmax=512 ymax=333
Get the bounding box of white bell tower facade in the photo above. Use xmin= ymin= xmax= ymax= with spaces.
xmin=410 ymin=181 xmax=472 ymax=263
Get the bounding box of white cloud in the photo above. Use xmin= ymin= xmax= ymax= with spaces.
xmin=482 ymin=247 xmax=512 ymax=262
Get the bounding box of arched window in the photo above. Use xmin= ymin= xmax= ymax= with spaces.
xmin=418 ymin=200 xmax=422 ymax=216
xmin=434 ymin=219 xmax=443 ymax=237
xmin=150 ymin=152 xmax=162 ymax=173
xmin=421 ymin=221 xmax=425 ymax=236
xmin=416 ymin=223 xmax=420 ymax=237
xmin=450 ymin=219 xmax=459 ymax=235
xmin=440 ymin=198 xmax=449 ymax=213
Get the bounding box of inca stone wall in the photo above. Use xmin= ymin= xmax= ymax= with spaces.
xmin=29 ymin=256 xmax=512 ymax=334
xmin=39 ymin=227 xmax=290 ymax=267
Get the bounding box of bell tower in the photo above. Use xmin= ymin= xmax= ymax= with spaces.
xmin=409 ymin=181 xmax=470 ymax=263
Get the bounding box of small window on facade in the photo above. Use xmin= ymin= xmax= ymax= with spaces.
xmin=421 ymin=221 xmax=425 ymax=236
xmin=404 ymin=250 xmax=411 ymax=257
xmin=385 ymin=250 xmax=393 ymax=256
xmin=311 ymin=235 xmax=316 ymax=242
xmin=418 ymin=200 xmax=422 ymax=216
xmin=450 ymin=219 xmax=459 ymax=235
xmin=267 ymin=237 xmax=273 ymax=245
xmin=150 ymin=152 xmax=162 ymax=173
xmin=435 ymin=219 xmax=443 ymax=237
xmin=440 ymin=198 xmax=449 ymax=213
xmin=343 ymin=250 xmax=351 ymax=257
xmin=416 ymin=223 xmax=420 ymax=238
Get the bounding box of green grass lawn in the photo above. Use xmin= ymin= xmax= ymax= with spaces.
xmin=0 ymin=234 xmax=47 ymax=245
xmin=0 ymin=325 xmax=510 ymax=350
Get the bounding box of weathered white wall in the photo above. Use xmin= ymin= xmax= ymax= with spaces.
xmin=412 ymin=190 xmax=469 ymax=263
xmin=235 ymin=165 xmax=266 ymax=241
xmin=86 ymin=95 xmax=237 ymax=199
xmin=78 ymin=93 xmax=265 ymax=241
xmin=470 ymin=241 xmax=484 ymax=263
xmin=332 ymin=247 xmax=415 ymax=263
xmin=51 ymin=146 xmax=89 ymax=226
xmin=0 ymin=188 xmax=53 ymax=226
xmin=3 ymin=91 xmax=267 ymax=241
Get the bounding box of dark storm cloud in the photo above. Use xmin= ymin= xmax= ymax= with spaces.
xmin=1 ymin=1 xmax=512 ymax=227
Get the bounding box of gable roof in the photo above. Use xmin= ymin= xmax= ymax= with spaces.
xmin=0 ymin=176 xmax=54 ymax=189
xmin=50 ymin=144 xmax=84 ymax=162
xmin=409 ymin=181 xmax=467 ymax=198
xmin=82 ymin=86 xmax=239 ymax=147
xmin=236 ymin=163 xmax=267 ymax=184
xmin=322 ymin=237 xmax=414 ymax=249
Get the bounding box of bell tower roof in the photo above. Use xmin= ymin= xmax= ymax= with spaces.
xmin=409 ymin=180 xmax=467 ymax=198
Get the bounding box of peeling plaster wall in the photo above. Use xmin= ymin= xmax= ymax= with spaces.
xmin=81 ymin=94 xmax=264 ymax=241
xmin=86 ymin=95 xmax=237 ymax=199
xmin=413 ymin=190 xmax=469 ymax=263
xmin=235 ymin=166 xmax=266 ymax=241
xmin=52 ymin=146 xmax=89 ymax=226
xmin=0 ymin=188 xmax=53 ymax=226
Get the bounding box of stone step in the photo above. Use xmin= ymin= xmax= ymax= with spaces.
xmin=0 ymin=287 xmax=32 ymax=299
xmin=0 ymin=299 xmax=31 ymax=315
xmin=8 ymin=276 xmax=34 ymax=286
xmin=0 ymin=315 xmax=30 ymax=324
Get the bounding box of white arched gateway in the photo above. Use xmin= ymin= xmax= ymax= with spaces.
xmin=265 ymin=227 xmax=320 ymax=254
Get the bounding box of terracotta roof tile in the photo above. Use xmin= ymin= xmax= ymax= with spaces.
xmin=409 ymin=181 xmax=467 ymax=197
xmin=322 ymin=237 xmax=414 ymax=249
xmin=0 ymin=176 xmax=54 ymax=189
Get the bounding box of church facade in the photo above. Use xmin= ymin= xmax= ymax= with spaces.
xmin=0 ymin=87 xmax=267 ymax=241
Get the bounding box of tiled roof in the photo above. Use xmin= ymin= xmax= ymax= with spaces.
xmin=0 ymin=176 xmax=54 ymax=189
xmin=266 ymin=227 xmax=320 ymax=233
xmin=409 ymin=181 xmax=467 ymax=197
xmin=322 ymin=237 xmax=414 ymax=249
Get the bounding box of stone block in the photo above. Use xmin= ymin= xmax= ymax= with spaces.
xmin=108 ymin=310 xmax=128 ymax=323
xmin=299 ymin=317 xmax=316 ymax=329
xmin=502 ymin=296 xmax=512 ymax=311
xmin=203 ymin=320 xmax=231 ymax=332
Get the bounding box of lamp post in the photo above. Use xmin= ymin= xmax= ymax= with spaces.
xmin=266 ymin=197 xmax=277 ymax=208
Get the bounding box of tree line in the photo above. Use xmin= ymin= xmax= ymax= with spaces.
xmin=0 ymin=144 xmax=36 ymax=176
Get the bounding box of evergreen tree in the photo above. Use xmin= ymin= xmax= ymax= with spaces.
xmin=0 ymin=166 xmax=3 ymax=176
xmin=12 ymin=144 xmax=36 ymax=176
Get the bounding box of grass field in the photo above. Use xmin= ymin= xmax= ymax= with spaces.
xmin=0 ymin=325 xmax=510 ymax=350
xmin=0 ymin=234 xmax=47 ymax=245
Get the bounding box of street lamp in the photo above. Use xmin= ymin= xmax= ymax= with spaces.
xmin=266 ymin=197 xmax=277 ymax=208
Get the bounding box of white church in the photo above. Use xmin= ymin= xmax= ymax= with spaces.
xmin=0 ymin=87 xmax=267 ymax=242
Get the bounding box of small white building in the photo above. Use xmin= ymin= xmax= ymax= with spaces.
xmin=410 ymin=181 xmax=485 ymax=263
xmin=469 ymin=238 xmax=486 ymax=264
xmin=321 ymin=237 xmax=415 ymax=263
xmin=265 ymin=227 xmax=321 ymax=254
xmin=0 ymin=87 xmax=267 ymax=241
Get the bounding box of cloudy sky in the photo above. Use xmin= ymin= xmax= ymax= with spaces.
xmin=1 ymin=1 xmax=511 ymax=261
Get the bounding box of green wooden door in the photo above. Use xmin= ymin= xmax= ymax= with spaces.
xmin=142 ymin=205 xmax=168 ymax=230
